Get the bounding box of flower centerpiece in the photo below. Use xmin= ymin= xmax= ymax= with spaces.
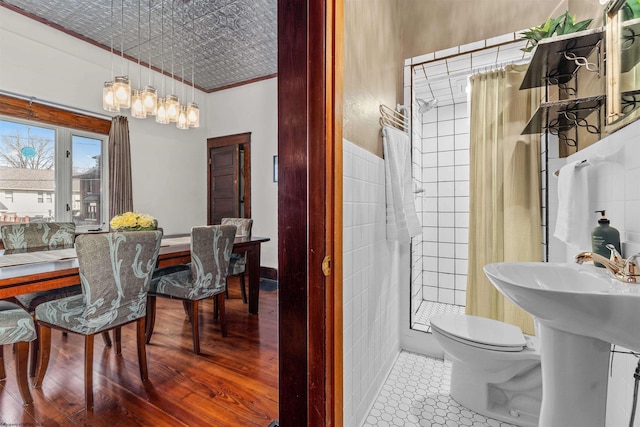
xmin=109 ymin=212 xmax=156 ymax=231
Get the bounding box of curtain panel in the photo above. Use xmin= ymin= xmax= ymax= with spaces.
xmin=108 ymin=116 xmax=133 ymax=219
xmin=465 ymin=64 xmax=542 ymax=336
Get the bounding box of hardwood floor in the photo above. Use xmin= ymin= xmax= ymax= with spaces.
xmin=0 ymin=278 xmax=279 ymax=426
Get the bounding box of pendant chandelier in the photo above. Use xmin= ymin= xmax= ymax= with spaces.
xmin=101 ymin=0 xmax=200 ymax=130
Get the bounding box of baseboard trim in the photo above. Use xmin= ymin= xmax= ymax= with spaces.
xmin=260 ymin=267 xmax=278 ymax=280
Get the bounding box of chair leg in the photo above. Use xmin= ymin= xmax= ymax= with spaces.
xmin=217 ymin=293 xmax=227 ymax=337
xmin=15 ymin=341 xmax=33 ymax=406
xmin=114 ymin=327 xmax=122 ymax=355
xmin=28 ymin=314 xmax=38 ymax=378
xmin=33 ymin=325 xmax=51 ymax=388
xmin=191 ymin=300 xmax=200 ymax=355
xmin=183 ymin=300 xmax=190 ymax=319
xmin=102 ymin=331 xmax=112 ymax=347
xmin=213 ymin=296 xmax=219 ymax=320
xmin=136 ymin=318 xmax=148 ymax=382
xmin=145 ymin=295 xmax=157 ymax=344
xmin=84 ymin=334 xmax=94 ymax=412
xmin=0 ymin=345 xmax=6 ymax=380
xmin=28 ymin=338 xmax=38 ymax=378
xmin=239 ymin=273 xmax=247 ymax=304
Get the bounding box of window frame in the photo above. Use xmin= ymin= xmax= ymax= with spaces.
xmin=0 ymin=114 xmax=109 ymax=231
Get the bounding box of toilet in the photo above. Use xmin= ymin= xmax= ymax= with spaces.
xmin=430 ymin=314 xmax=542 ymax=427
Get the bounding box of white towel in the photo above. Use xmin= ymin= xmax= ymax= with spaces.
xmin=553 ymin=160 xmax=590 ymax=250
xmin=382 ymin=126 xmax=422 ymax=243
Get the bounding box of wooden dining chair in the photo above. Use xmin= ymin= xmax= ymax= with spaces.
xmin=221 ymin=218 xmax=253 ymax=303
xmin=0 ymin=300 xmax=37 ymax=406
xmin=32 ymin=230 xmax=162 ymax=411
xmin=145 ymin=225 xmax=236 ymax=355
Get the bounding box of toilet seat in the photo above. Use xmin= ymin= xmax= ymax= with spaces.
xmin=430 ymin=314 xmax=527 ymax=352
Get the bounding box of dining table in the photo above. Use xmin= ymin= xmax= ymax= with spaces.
xmin=0 ymin=234 xmax=271 ymax=315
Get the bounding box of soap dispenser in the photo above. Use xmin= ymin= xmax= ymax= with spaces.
xmin=591 ymin=210 xmax=621 ymax=268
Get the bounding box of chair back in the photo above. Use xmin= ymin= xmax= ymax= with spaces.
xmin=190 ymin=225 xmax=236 ymax=293
xmin=1 ymin=222 xmax=75 ymax=250
xmin=221 ymin=218 xmax=253 ymax=238
xmin=75 ymin=230 xmax=163 ymax=328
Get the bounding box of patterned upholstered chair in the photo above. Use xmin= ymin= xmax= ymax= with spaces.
xmin=146 ymin=225 xmax=236 ymax=355
xmin=0 ymin=222 xmax=88 ymax=377
xmin=0 ymin=300 xmax=37 ymax=406
xmin=33 ymin=230 xmax=162 ymax=411
xmin=221 ymin=218 xmax=253 ymax=303
xmin=0 ymin=222 xmax=75 ymax=250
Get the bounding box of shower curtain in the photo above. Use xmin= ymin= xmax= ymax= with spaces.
xmin=465 ymin=64 xmax=541 ymax=336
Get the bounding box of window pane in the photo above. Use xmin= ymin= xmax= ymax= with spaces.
xmin=72 ymin=135 xmax=103 ymax=228
xmin=0 ymin=120 xmax=55 ymax=225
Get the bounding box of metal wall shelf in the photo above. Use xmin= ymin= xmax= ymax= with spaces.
xmin=520 ymin=27 xmax=604 ymax=90
xmin=522 ymin=95 xmax=605 ymax=135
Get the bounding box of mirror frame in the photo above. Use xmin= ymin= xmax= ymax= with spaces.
xmin=606 ymin=0 xmax=625 ymax=126
xmin=605 ymin=0 xmax=640 ymax=133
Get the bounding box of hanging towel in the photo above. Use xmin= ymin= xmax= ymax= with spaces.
xmin=382 ymin=125 xmax=422 ymax=243
xmin=553 ymin=160 xmax=590 ymax=250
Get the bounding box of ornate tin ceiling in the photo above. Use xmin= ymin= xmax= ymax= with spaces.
xmin=0 ymin=0 xmax=277 ymax=92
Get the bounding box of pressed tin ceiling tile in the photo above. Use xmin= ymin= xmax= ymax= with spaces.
xmin=0 ymin=0 xmax=278 ymax=92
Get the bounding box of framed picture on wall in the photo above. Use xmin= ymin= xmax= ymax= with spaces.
xmin=273 ymin=155 xmax=278 ymax=182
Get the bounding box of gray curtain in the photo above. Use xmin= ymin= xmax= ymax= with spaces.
xmin=108 ymin=116 xmax=133 ymax=218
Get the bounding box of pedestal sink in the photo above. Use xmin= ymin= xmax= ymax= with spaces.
xmin=484 ymin=262 xmax=640 ymax=427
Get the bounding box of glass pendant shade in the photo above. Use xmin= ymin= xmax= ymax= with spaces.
xmin=155 ymin=97 xmax=169 ymax=124
xmin=176 ymin=105 xmax=189 ymax=129
xmin=102 ymin=81 xmax=120 ymax=112
xmin=166 ymin=95 xmax=180 ymax=122
xmin=113 ymin=76 xmax=131 ymax=109
xmin=131 ymin=89 xmax=147 ymax=118
xmin=186 ymin=102 xmax=200 ymax=128
xmin=142 ymin=86 xmax=158 ymax=115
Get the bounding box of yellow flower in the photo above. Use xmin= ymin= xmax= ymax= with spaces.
xmin=110 ymin=211 xmax=156 ymax=230
xmin=136 ymin=213 xmax=155 ymax=228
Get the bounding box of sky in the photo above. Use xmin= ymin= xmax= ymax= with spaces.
xmin=0 ymin=119 xmax=101 ymax=171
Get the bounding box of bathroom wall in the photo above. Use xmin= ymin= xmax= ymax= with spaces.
xmin=549 ymin=119 xmax=640 ymax=426
xmin=343 ymin=0 xmax=565 ymax=159
xmin=415 ymin=102 xmax=470 ymax=307
xmin=343 ymin=140 xmax=399 ymax=427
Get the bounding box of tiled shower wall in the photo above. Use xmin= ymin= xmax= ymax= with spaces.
xmin=413 ymin=103 xmax=470 ymax=307
xmin=343 ymin=140 xmax=400 ymax=427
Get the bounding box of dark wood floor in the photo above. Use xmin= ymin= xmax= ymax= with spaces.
xmin=0 ymin=278 xmax=279 ymax=426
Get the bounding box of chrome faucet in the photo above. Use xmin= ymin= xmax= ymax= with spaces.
xmin=575 ymin=244 xmax=640 ymax=283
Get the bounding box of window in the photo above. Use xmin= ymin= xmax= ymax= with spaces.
xmin=5 ymin=191 xmax=13 ymax=202
xmin=0 ymin=117 xmax=108 ymax=230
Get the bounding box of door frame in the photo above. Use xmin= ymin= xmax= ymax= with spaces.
xmin=206 ymin=132 xmax=252 ymax=223
xmin=278 ymin=0 xmax=343 ymax=425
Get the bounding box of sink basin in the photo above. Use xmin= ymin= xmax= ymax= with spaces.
xmin=484 ymin=262 xmax=640 ymax=352
xmin=483 ymin=262 xmax=640 ymax=427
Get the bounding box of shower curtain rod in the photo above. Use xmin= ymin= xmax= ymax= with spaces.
xmin=420 ymin=58 xmax=531 ymax=85
xmin=0 ymin=89 xmax=113 ymax=121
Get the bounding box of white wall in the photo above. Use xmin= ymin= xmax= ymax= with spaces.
xmin=548 ymin=119 xmax=640 ymax=427
xmin=205 ymin=79 xmax=278 ymax=268
xmin=343 ymin=140 xmax=400 ymax=427
xmin=0 ymin=7 xmax=277 ymax=268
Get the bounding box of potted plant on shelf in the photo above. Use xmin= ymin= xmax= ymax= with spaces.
xmin=520 ymin=11 xmax=593 ymax=52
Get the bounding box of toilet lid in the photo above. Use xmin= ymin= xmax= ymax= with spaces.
xmin=430 ymin=314 xmax=526 ymax=352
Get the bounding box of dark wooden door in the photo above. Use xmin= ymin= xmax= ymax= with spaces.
xmin=209 ymin=145 xmax=240 ymax=224
xmin=207 ymin=132 xmax=252 ymax=225
xmin=278 ymin=0 xmax=342 ymax=425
